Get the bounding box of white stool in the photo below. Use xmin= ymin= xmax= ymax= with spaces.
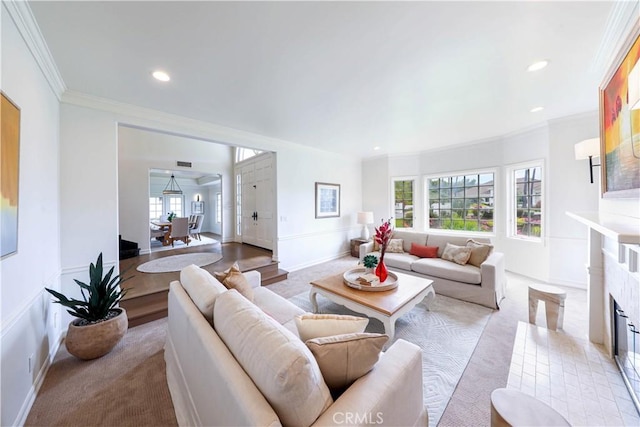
xmin=490 ymin=388 xmax=570 ymax=427
xmin=528 ymin=283 xmax=566 ymax=331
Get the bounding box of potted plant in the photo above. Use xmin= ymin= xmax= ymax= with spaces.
xmin=362 ymin=254 xmax=378 ymax=274
xmin=167 ymin=211 xmax=176 ymax=222
xmin=45 ymin=253 xmax=129 ymax=360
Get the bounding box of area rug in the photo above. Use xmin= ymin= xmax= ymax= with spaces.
xmin=136 ymin=253 xmax=222 ymax=273
xmin=150 ymin=235 xmax=219 ymax=253
xmin=289 ymin=291 xmax=492 ymax=427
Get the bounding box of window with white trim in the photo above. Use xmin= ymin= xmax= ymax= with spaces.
xmin=166 ymin=195 xmax=184 ymax=217
xmin=508 ymin=163 xmax=543 ymax=239
xmin=149 ymin=197 xmax=163 ymax=221
xmin=426 ymin=171 xmax=495 ymax=233
xmin=392 ymin=178 xmax=415 ymax=228
xmin=235 ymin=147 xmax=263 ymax=163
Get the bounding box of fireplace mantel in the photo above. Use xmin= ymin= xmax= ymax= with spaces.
xmin=567 ymin=211 xmax=640 ymax=356
xmin=566 ymin=211 xmax=640 ymax=244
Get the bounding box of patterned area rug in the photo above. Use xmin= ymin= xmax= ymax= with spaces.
xmin=289 ymin=291 xmax=492 ymax=426
xmin=136 ymin=253 xmax=222 ymax=273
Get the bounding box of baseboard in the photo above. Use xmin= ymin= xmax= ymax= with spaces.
xmin=13 ymin=332 xmax=64 ymax=426
xmin=287 ymin=251 xmax=351 ymax=273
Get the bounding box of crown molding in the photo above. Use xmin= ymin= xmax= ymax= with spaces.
xmin=592 ymin=0 xmax=640 ymax=79
xmin=3 ymin=0 xmax=66 ymax=99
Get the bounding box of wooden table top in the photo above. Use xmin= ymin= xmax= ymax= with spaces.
xmin=310 ymin=270 xmax=433 ymax=316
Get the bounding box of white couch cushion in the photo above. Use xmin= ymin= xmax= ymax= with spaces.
xmin=179 ymin=264 xmax=227 ymax=324
xmin=380 ymin=252 xmax=419 ymax=270
xmin=295 ymin=314 xmax=368 ymax=342
xmin=252 ymin=287 xmax=305 ymax=326
xmin=214 ymin=289 xmax=333 ymax=426
xmin=411 ymin=258 xmax=482 ymax=284
xmin=392 ymin=230 xmax=428 ymax=252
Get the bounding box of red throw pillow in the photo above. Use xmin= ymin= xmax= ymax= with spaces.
xmin=410 ymin=243 xmax=439 ymax=258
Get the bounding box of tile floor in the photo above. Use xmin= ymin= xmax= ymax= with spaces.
xmin=507 ymin=320 xmax=640 ymax=426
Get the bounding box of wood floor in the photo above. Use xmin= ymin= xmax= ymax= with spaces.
xmin=119 ymin=232 xmax=286 ymax=326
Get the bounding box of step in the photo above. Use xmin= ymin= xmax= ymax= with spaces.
xmin=121 ymin=289 xmax=168 ymax=328
xmin=260 ymin=268 xmax=289 ymax=286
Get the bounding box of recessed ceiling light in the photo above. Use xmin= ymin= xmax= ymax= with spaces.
xmin=152 ymin=70 xmax=171 ymax=82
xmin=530 ymin=106 xmax=544 ymax=113
xmin=373 ymin=146 xmax=381 ymax=151
xmin=527 ymin=60 xmax=549 ymax=72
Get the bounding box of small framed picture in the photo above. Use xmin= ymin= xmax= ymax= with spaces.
xmin=315 ymin=182 xmax=340 ymax=218
xmin=192 ymin=201 xmax=204 ymax=214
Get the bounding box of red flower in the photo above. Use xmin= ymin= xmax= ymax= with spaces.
xmin=374 ymin=218 xmax=394 ymax=260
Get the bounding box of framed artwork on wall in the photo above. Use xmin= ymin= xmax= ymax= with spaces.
xmin=1 ymin=92 xmax=21 ymax=258
xmin=315 ymin=182 xmax=340 ymax=218
xmin=192 ymin=201 xmax=204 ymax=214
xmin=600 ymin=23 xmax=640 ymax=198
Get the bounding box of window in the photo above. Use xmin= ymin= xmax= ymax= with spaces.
xmin=216 ymin=192 xmax=222 ymax=224
xmin=149 ymin=197 xmax=163 ymax=221
xmin=167 ymin=195 xmax=183 ymax=217
xmin=510 ymin=164 xmax=543 ymax=239
xmin=235 ymin=147 xmax=263 ymax=163
xmin=426 ymin=171 xmax=494 ymax=233
xmin=393 ymin=178 xmax=415 ymax=228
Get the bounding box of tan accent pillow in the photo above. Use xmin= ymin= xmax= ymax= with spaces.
xmin=295 ymin=314 xmax=369 ymax=342
xmin=213 ymin=261 xmax=240 ymax=282
xmin=179 ymin=264 xmax=227 ymax=324
xmin=306 ymin=333 xmax=388 ymax=391
xmin=373 ymin=240 xmax=380 ymax=251
xmin=222 ymin=269 xmax=254 ymax=302
xmin=466 ymin=239 xmax=494 ymax=267
xmin=441 ymin=243 xmax=472 ymax=265
xmin=386 ymin=238 xmax=404 ymax=253
xmin=214 ymin=290 xmax=333 ymax=426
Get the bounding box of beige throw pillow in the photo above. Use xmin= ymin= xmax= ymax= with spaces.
xmin=306 ymin=333 xmax=388 ymax=391
xmin=295 ymin=314 xmax=369 ymax=342
xmin=213 ymin=261 xmax=240 ymax=282
xmin=466 ymin=239 xmax=494 ymax=267
xmin=215 ymin=290 xmax=333 ymax=426
xmin=386 ymin=238 xmax=404 ymax=253
xmin=222 ymin=269 xmax=254 ymax=302
xmin=441 ymin=243 xmax=472 ymax=265
xmin=179 ymin=264 xmax=227 ymax=324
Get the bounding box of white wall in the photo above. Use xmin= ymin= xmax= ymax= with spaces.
xmin=117 ymin=126 xmax=232 ymax=252
xmin=0 ymin=5 xmax=62 ymax=426
xmin=363 ymin=113 xmax=600 ymax=287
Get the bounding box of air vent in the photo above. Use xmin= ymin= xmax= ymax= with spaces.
xmin=176 ymin=161 xmax=192 ymax=168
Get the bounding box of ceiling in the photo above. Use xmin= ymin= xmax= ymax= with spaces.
xmin=29 ymin=1 xmax=618 ymax=158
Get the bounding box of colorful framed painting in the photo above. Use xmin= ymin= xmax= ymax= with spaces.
xmin=600 ymin=24 xmax=640 ymax=198
xmin=1 ymin=92 xmax=21 ymax=258
xmin=315 ymin=182 xmax=340 ymax=218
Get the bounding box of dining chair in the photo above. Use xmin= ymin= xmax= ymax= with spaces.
xmin=169 ymin=217 xmax=190 ymax=246
xmin=189 ymin=214 xmax=204 ymax=241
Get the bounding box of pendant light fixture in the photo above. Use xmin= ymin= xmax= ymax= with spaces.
xmin=162 ymin=174 xmax=183 ymax=195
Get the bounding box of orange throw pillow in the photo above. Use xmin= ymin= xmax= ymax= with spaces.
xmin=410 ymin=243 xmax=438 ymax=258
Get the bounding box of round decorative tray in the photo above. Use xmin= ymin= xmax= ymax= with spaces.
xmin=343 ymin=267 xmax=398 ymax=292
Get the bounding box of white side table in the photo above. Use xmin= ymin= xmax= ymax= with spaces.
xmin=528 ymin=283 xmax=567 ymax=331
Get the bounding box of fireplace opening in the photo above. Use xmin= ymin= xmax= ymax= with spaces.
xmin=614 ymin=300 xmax=640 ymax=414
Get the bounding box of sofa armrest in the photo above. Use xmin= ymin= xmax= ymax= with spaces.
xmin=244 ymin=270 xmax=262 ymax=288
xmin=313 ymin=339 xmax=427 ymax=426
xmin=481 ymin=252 xmax=505 ymax=303
xmin=359 ymin=241 xmax=374 ymax=261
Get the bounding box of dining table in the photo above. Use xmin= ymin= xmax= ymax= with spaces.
xmin=151 ymin=221 xmax=173 ymax=246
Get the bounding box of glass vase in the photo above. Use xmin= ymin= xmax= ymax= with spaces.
xmin=375 ymin=260 xmax=388 ymax=283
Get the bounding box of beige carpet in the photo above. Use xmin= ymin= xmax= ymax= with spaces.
xmin=25 ymin=318 xmax=177 ymax=427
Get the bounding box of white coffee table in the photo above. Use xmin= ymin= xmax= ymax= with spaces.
xmin=309 ymin=270 xmax=435 ymax=344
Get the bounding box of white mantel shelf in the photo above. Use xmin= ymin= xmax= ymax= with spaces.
xmin=567 ymin=211 xmax=640 ymax=244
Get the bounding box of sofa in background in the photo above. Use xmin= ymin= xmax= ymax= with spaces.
xmin=165 ymin=264 xmax=428 ymax=426
xmin=360 ymin=230 xmax=505 ymax=309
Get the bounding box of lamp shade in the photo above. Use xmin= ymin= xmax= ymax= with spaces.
xmin=574 ymin=138 xmax=600 ymax=160
xmin=629 ymin=61 xmax=640 ymax=110
xmin=357 ymin=212 xmax=374 ymax=225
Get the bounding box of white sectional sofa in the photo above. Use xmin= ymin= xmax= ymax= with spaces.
xmin=165 ymin=265 xmax=428 ymax=426
xmin=360 ymin=230 xmax=505 ymax=309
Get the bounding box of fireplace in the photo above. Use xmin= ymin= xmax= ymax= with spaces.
xmin=614 ymin=300 xmax=640 ymax=414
